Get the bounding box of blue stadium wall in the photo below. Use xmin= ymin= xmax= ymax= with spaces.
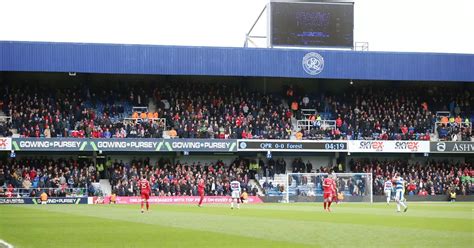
xmin=1 ymin=41 xmax=473 ymax=82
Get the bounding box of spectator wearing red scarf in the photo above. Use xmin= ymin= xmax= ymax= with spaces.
xmin=336 ymin=116 xmax=342 ymax=128
xmin=29 ymin=169 xmax=37 ymax=181
xmin=241 ymin=130 xmax=247 ymax=139
xmin=218 ymin=132 xmax=225 ymax=139
xmin=407 ymin=182 xmax=416 ymax=195
xmin=236 ymin=118 xmax=242 ymax=127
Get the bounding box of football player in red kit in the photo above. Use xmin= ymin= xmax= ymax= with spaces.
xmin=322 ymin=175 xmax=335 ymax=212
xmin=140 ymin=175 xmax=151 ymax=213
xmin=197 ymin=178 xmax=205 ymax=207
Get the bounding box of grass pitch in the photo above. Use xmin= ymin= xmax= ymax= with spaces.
xmin=0 ymin=202 xmax=472 ymax=248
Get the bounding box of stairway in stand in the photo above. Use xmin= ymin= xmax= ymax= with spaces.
xmin=99 ymin=179 xmax=112 ymax=196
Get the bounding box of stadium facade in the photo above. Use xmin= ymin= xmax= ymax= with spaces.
xmin=1 ymin=41 xmax=473 ymax=81
xmin=0 ymin=41 xmax=473 ymax=203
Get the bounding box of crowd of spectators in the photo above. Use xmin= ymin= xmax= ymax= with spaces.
xmin=1 ymin=82 xmax=293 ymax=139
xmin=2 ymin=156 xmax=473 ymax=199
xmin=1 ymin=82 xmax=472 ymax=140
xmin=436 ymin=119 xmax=471 ymax=141
xmin=261 ymin=157 xmax=344 ymax=196
xmin=293 ymin=85 xmax=472 ymax=141
xmin=0 ymin=158 xmax=96 ymax=197
xmin=428 ymin=86 xmax=472 ymax=141
xmin=1 ymin=84 xmax=169 ymax=139
xmin=262 ymin=158 xmax=472 ymax=198
xmin=0 ymin=156 xmax=259 ymax=198
xmin=351 ymin=159 xmax=473 ymax=196
xmin=154 ymin=82 xmax=292 ymax=139
xmin=107 ymin=157 xmax=258 ymax=197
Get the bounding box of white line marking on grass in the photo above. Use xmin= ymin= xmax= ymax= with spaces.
xmin=0 ymin=239 xmax=14 ymax=248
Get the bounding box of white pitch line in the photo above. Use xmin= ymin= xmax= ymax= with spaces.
xmin=0 ymin=239 xmax=14 ymax=248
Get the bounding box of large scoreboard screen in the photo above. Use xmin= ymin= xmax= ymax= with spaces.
xmin=270 ymin=2 xmax=354 ymax=48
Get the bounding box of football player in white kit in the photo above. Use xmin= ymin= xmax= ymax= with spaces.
xmin=383 ymin=177 xmax=393 ymax=205
xmin=393 ymin=173 xmax=408 ymax=212
xmin=230 ymin=180 xmax=241 ymax=209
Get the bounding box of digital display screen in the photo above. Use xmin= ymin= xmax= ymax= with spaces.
xmin=238 ymin=140 xmax=347 ymax=152
xmin=270 ymin=2 xmax=354 ymax=47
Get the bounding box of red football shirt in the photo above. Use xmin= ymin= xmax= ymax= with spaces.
xmin=323 ymin=178 xmax=334 ymax=193
xmin=140 ymin=179 xmax=150 ymax=194
xmin=198 ymin=182 xmax=205 ymax=193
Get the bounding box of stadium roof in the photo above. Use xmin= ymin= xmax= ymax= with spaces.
xmin=1 ymin=41 xmax=473 ymax=82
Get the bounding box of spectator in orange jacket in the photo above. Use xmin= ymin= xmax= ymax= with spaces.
xmin=441 ymin=116 xmax=449 ymax=124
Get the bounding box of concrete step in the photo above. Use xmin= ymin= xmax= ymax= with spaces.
xmin=248 ymin=179 xmax=264 ymax=196
xmin=99 ymin=179 xmax=112 ymax=196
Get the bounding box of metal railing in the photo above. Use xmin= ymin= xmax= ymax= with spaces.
xmin=354 ymin=42 xmax=369 ymax=51
xmin=123 ymin=117 xmax=166 ymax=129
xmin=300 ymin=109 xmax=317 ymax=118
xmin=435 ymin=111 xmax=451 ymax=120
xmin=132 ymin=106 xmax=148 ymax=113
xmin=123 ymin=117 xmax=166 ymax=123
xmin=297 ymin=119 xmax=336 ymax=131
